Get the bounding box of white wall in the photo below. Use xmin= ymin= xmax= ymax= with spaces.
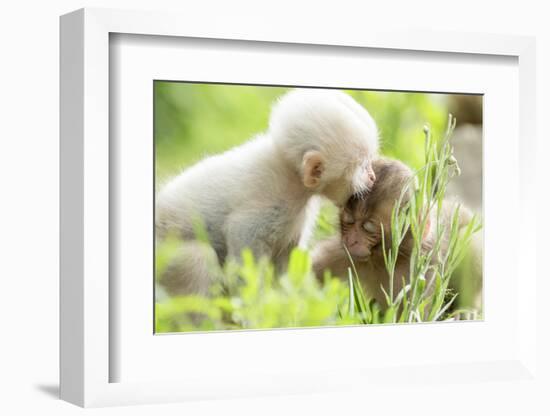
xmin=1 ymin=1 xmax=548 ymax=414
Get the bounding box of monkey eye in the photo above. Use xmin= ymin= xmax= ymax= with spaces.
xmin=342 ymin=213 xmax=355 ymax=224
xmin=363 ymin=221 xmax=378 ymax=233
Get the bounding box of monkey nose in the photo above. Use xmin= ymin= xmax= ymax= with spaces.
xmin=361 ymin=246 xmax=372 ymax=258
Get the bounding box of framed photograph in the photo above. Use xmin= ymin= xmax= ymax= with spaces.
xmin=60 ymin=8 xmax=537 ymax=407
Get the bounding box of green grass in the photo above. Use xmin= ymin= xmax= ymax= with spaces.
xmin=155 ymin=248 xmax=353 ymax=332
xmin=347 ymin=116 xmax=482 ymax=324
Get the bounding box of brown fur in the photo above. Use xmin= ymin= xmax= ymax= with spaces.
xmin=312 ymin=158 xmax=482 ymax=312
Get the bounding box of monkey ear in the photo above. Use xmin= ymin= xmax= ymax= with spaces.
xmin=302 ymin=150 xmax=325 ymax=188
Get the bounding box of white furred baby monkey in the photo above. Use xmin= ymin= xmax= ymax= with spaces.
xmin=156 ymin=89 xmax=379 ymax=296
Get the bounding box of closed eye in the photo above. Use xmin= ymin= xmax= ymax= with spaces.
xmin=342 ymin=212 xmax=355 ymax=225
xmin=363 ymin=221 xmax=378 ymax=233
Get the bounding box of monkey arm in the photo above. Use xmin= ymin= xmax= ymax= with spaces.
xmin=224 ymin=210 xmax=278 ymax=263
xmin=223 ymin=205 xmax=307 ymax=271
xmin=311 ymin=237 xmax=351 ymax=281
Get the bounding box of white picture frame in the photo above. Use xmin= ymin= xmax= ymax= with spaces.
xmin=60 ymin=7 xmax=538 ymax=408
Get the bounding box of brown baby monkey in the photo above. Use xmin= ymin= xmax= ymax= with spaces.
xmin=312 ymin=158 xmax=482 ymax=315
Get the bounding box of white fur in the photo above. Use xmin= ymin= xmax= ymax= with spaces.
xmin=156 ymin=89 xmax=379 ymax=271
xmin=270 ymin=89 xmax=379 ymax=193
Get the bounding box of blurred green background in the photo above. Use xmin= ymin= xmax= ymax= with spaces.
xmin=155 ymin=82 xmax=473 ymax=185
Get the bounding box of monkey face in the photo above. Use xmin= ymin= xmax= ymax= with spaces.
xmin=340 ymin=199 xmax=393 ymax=261
xmin=340 ymin=158 xmax=416 ymax=262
